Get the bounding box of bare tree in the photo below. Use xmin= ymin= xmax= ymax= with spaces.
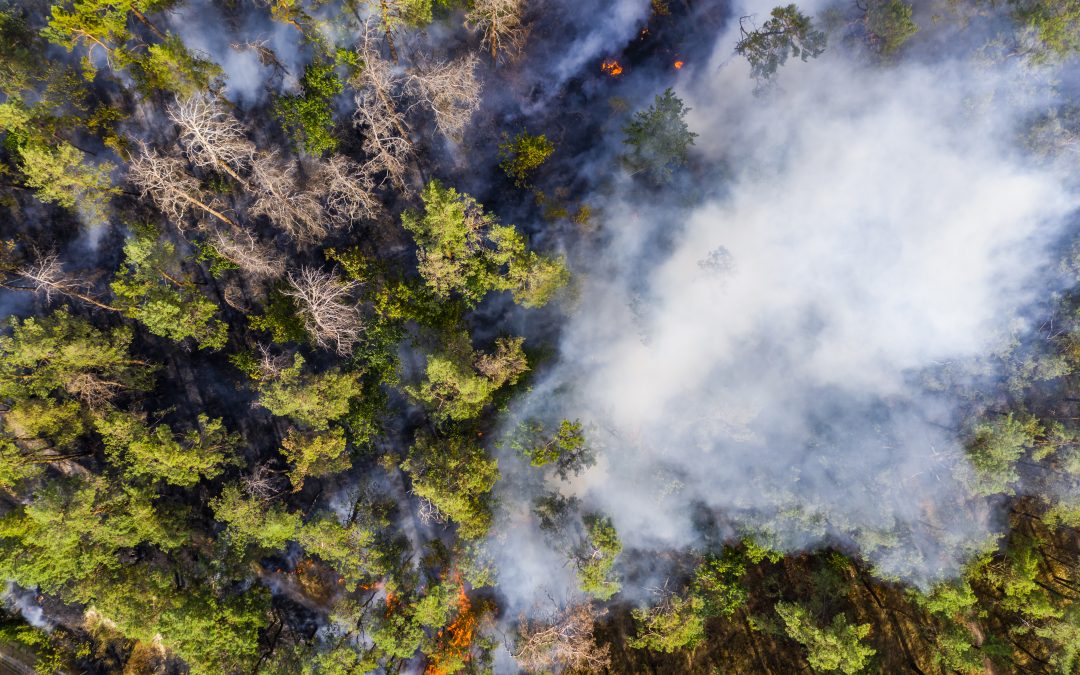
xmin=466 ymin=0 xmax=527 ymax=62
xmin=409 ymin=54 xmax=482 ymax=140
xmin=249 ymin=153 xmax=328 ymax=242
xmin=352 ymin=44 xmax=413 ymax=186
xmin=6 ymin=253 xmax=119 ymax=312
xmin=168 ymin=95 xmax=255 ymax=182
xmin=209 ymin=228 xmax=286 ymax=280
xmin=283 ymin=267 xmax=363 ymax=356
xmin=316 ymin=155 xmax=382 ymax=225
xmin=128 ymin=146 xmax=234 ymax=227
xmin=513 ymin=602 xmax=611 ymax=673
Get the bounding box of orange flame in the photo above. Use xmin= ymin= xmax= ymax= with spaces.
xmin=601 ymin=59 xmax=623 ymax=77
xmin=425 ymin=580 xmax=477 ymax=675
xmin=674 ymin=60 xmax=685 ymax=70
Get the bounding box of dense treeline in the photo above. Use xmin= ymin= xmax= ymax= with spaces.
xmin=0 ymin=0 xmax=1079 ymax=673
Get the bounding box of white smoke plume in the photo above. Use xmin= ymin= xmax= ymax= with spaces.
xmin=488 ymin=1 xmax=1079 ymax=611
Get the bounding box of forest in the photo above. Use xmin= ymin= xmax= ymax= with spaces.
xmin=2 ymin=0 xmax=1080 ymax=672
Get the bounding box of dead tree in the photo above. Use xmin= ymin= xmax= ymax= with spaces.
xmin=316 ymin=155 xmax=382 ymax=225
xmin=513 ymin=602 xmax=611 ymax=673
xmin=168 ymin=95 xmax=256 ymax=182
xmin=128 ymin=146 xmax=234 ymax=227
xmin=209 ymin=228 xmax=286 ymax=280
xmin=283 ymin=267 xmax=363 ymax=356
xmin=409 ymin=54 xmax=482 ymax=140
xmin=466 ymin=0 xmax=527 ymax=62
xmin=352 ymin=43 xmax=413 ymax=187
xmin=249 ymin=153 xmax=328 ymax=242
xmin=0 ymin=253 xmax=119 ymax=312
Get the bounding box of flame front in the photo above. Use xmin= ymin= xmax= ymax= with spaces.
xmin=601 ymin=59 xmax=624 ymax=76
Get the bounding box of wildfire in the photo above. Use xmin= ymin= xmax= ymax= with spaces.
xmin=601 ymin=59 xmax=623 ymax=77
xmin=674 ymin=60 xmax=685 ymax=70
xmin=425 ymin=579 xmax=477 ymax=675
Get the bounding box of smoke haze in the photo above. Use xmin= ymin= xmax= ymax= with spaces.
xmin=489 ymin=0 xmax=1079 ymax=611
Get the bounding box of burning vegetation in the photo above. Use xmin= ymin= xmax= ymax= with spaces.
xmin=601 ymin=58 xmax=624 ymax=76
xmin=0 ymin=0 xmax=1080 ymax=674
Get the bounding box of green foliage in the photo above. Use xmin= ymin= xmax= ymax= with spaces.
xmin=402 ymin=432 xmax=499 ymax=539
xmin=250 ymin=286 xmax=310 ymax=344
xmin=275 ymin=59 xmax=343 ymax=155
xmin=629 ymin=593 xmax=706 ymax=652
xmin=111 ymin=225 xmax=228 ymax=349
xmin=296 ymin=515 xmax=379 ymax=588
xmin=487 ymin=224 xmax=570 ymax=308
xmin=211 ymin=482 xmax=302 ymax=550
xmin=95 ymin=411 xmax=239 ymax=486
xmin=409 ymin=335 xmax=527 ymax=422
xmin=0 ymin=476 xmax=182 ymax=594
xmin=775 ymin=602 xmax=876 ymax=674
xmin=0 ymin=309 xmax=152 ymax=404
xmin=280 ymin=425 xmax=351 ymax=491
xmin=735 ymin=4 xmax=826 ymax=83
xmin=83 ymin=564 xmax=269 ymax=675
xmin=621 ymin=88 xmax=698 ymax=183
xmin=694 ymin=548 xmax=751 ymax=616
xmin=0 ymin=98 xmax=117 ymax=219
xmin=402 ymin=180 xmax=568 ymax=307
xmin=866 ymin=0 xmax=918 ymax=56
xmin=257 ymin=353 xmax=364 ymax=430
xmin=510 ymin=418 xmax=594 ymax=478
xmin=961 ymin=413 xmax=1041 ymax=496
xmin=577 ymin=514 xmax=622 ymax=600
xmin=1014 ymin=0 xmax=1080 ymax=59
xmin=129 ymin=33 xmax=223 ymax=96
xmin=499 ymin=131 xmax=555 ymax=187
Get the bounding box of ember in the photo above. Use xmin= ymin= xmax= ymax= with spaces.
xmin=674 ymin=60 xmax=685 ymax=70
xmin=601 ymin=59 xmax=623 ymax=76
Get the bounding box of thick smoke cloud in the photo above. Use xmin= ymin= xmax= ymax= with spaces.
xmin=489 ymin=2 xmax=1079 ymax=610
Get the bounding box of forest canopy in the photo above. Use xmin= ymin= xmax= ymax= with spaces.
xmin=0 ymin=0 xmax=1079 ymax=673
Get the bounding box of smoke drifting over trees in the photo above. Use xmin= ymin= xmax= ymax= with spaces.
xmin=4 ymin=0 xmax=1080 ymax=672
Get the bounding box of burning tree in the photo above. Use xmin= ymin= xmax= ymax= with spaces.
xmin=513 ymin=602 xmax=611 ymax=673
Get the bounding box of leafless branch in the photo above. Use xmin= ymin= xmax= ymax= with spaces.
xmin=513 ymin=602 xmax=610 ymax=673
xmin=352 ymin=44 xmax=413 ymax=186
xmin=466 ymin=0 xmax=527 ymax=62
xmin=168 ymin=95 xmax=256 ymax=182
xmin=209 ymin=227 xmax=286 ymax=280
xmin=284 ymin=267 xmax=363 ymax=356
xmin=128 ymin=145 xmax=234 ymax=227
xmin=249 ymin=153 xmax=328 ymax=242
xmin=408 ymin=54 xmax=482 ymax=140
xmin=316 ymin=155 xmax=382 ymax=225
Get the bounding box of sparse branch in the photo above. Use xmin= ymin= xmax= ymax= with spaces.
xmin=284 ymin=267 xmax=363 ymax=356
xmin=513 ymin=602 xmax=611 ymax=673
xmin=408 ymin=54 xmax=482 ymax=140
xmin=316 ymin=155 xmax=382 ymax=225
xmin=466 ymin=0 xmax=527 ymax=62
xmin=168 ymin=95 xmax=256 ymax=182
xmin=249 ymin=153 xmax=328 ymax=241
xmin=210 ymin=228 xmax=286 ymax=280
xmin=128 ymin=146 xmax=235 ymax=226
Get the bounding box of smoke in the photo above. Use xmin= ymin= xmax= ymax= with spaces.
xmin=487 ymin=1 xmax=1080 ymax=611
